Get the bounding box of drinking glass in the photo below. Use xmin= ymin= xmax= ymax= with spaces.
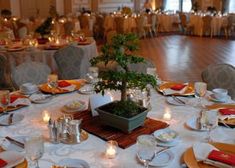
xmin=25 ymin=134 xmax=44 ymax=168
xmin=137 ymin=135 xmax=156 ymax=168
xmin=201 ymin=110 xmax=218 ymax=142
xmin=0 ymin=90 xmax=10 ymax=113
xmin=86 ymin=67 xmax=99 ymax=84
xmin=47 ymin=74 xmax=58 ymax=94
xmin=194 ymin=82 xmax=207 ymax=108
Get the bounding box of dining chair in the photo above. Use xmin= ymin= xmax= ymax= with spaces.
xmin=11 ymin=61 xmax=51 ymax=89
xmin=179 ymin=13 xmax=194 ymax=35
xmin=201 ymin=64 xmax=235 ymax=100
xmin=201 ymin=15 xmax=212 ymax=37
xmin=220 ymin=15 xmax=234 ymax=39
xmin=136 ymin=15 xmax=147 ymax=38
xmin=0 ymin=55 xmax=14 ymax=90
xmin=53 ymin=45 xmax=85 ymax=80
xmin=114 ymin=17 xmax=125 ymax=34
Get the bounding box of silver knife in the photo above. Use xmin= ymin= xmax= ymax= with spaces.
xmin=8 ymin=113 xmax=14 ymax=125
xmin=5 ymin=136 xmax=25 ymax=148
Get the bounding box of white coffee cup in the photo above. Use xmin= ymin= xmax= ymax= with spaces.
xmin=212 ymin=88 xmax=228 ymax=100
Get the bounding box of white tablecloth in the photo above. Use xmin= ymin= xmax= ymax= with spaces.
xmin=1 ymin=87 xmax=234 ymax=168
xmin=0 ymin=39 xmax=98 ymax=78
xmin=157 ymin=14 xmax=180 ymax=32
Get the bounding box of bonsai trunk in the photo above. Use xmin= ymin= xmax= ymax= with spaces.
xmin=121 ymin=80 xmax=127 ymax=101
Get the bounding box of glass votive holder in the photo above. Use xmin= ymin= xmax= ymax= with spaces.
xmin=42 ymin=110 xmax=51 ymax=124
xmin=105 ymin=140 xmax=118 ymax=159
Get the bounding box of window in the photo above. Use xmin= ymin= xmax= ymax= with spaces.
xmin=182 ymin=0 xmax=192 ymax=12
xmin=165 ymin=0 xmax=180 ymax=11
xmin=229 ymin=0 xmax=235 ymax=13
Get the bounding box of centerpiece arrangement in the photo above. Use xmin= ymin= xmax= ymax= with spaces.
xmin=90 ymin=33 xmax=156 ymax=133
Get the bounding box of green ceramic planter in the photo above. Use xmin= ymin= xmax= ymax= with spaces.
xmin=96 ymin=101 xmax=148 ymax=133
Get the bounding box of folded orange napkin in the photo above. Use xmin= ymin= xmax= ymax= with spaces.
xmin=170 ymin=84 xmax=186 ymax=91
xmin=219 ymin=108 xmax=235 ymax=115
xmin=0 ymin=158 xmax=7 ymax=167
xmin=10 ymin=95 xmax=25 ymax=103
xmin=208 ymin=150 xmax=235 ymax=166
xmin=58 ymin=81 xmax=71 ymax=88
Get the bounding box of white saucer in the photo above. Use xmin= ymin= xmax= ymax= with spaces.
xmin=78 ymin=84 xmax=94 ymax=95
xmin=29 ymin=93 xmax=52 ymax=104
xmin=0 ymin=151 xmax=25 ymax=168
xmin=1 ymin=136 xmax=25 ymax=152
xmin=153 ymin=128 xmax=179 ymax=143
xmin=0 ymin=113 xmax=24 ymax=126
xmin=166 ymin=97 xmax=188 ymax=106
xmin=156 ymin=138 xmax=180 ymax=147
xmin=185 ymin=117 xmax=207 ymax=132
xmin=58 ymin=158 xmax=90 ymax=168
xmin=209 ymin=94 xmax=231 ymax=103
xmin=137 ymin=150 xmax=174 ymax=167
xmin=63 ymin=100 xmax=86 ymax=112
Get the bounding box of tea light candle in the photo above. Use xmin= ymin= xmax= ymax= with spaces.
xmin=4 ymin=18 xmax=7 ymax=22
xmin=55 ymin=38 xmax=60 ymax=45
xmin=42 ymin=110 xmax=50 ymax=123
xmin=105 ymin=140 xmax=118 ymax=159
xmin=163 ymin=107 xmax=172 ymax=120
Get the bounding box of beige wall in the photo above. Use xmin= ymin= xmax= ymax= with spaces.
xmin=0 ymin=0 xmax=11 ymax=11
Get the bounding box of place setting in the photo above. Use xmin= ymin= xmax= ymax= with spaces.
xmin=136 ymin=134 xmax=175 ymax=168
xmin=39 ymin=74 xmax=85 ymax=94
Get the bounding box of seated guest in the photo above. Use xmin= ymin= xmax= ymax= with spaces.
xmin=143 ymin=0 xmax=152 ymax=13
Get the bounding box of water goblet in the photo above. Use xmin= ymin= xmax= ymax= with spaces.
xmin=47 ymin=74 xmax=58 ymax=94
xmin=194 ymin=82 xmax=207 ymax=108
xmin=201 ymin=110 xmax=218 ymax=142
xmin=25 ymin=134 xmax=44 ymax=168
xmin=137 ymin=135 xmax=156 ymax=168
xmin=0 ymin=90 xmax=10 ymax=113
xmin=86 ymin=67 xmax=99 ymax=84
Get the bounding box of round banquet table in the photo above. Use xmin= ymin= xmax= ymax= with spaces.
xmin=1 ymin=86 xmax=234 ymax=168
xmin=0 ymin=38 xmax=98 ymax=79
xmin=157 ymin=14 xmax=180 ymax=32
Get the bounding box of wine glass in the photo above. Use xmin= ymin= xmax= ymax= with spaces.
xmin=25 ymin=134 xmax=44 ymax=168
xmin=86 ymin=67 xmax=99 ymax=84
xmin=0 ymin=90 xmax=10 ymax=114
xmin=201 ymin=110 xmax=218 ymax=142
xmin=47 ymin=74 xmax=58 ymax=94
xmin=137 ymin=135 xmax=156 ymax=168
xmin=194 ymin=82 xmax=207 ymax=108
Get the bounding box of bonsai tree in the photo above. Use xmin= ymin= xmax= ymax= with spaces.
xmin=90 ymin=33 xmax=156 ymax=117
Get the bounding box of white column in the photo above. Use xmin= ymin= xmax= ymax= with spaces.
xmin=56 ymin=0 xmax=64 ymax=15
xmin=10 ymin=0 xmax=21 ymax=17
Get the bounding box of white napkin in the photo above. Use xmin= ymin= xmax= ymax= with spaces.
xmin=59 ymin=84 xmax=76 ymax=92
xmin=218 ymin=113 xmax=235 ymax=120
xmin=193 ymin=143 xmax=234 ymax=168
xmin=9 ymin=98 xmax=31 ymax=107
xmin=162 ymin=84 xmax=188 ymax=95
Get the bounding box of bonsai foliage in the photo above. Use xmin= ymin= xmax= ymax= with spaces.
xmin=90 ymin=33 xmax=156 ymax=103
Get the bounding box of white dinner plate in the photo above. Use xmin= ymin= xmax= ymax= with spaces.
xmin=62 ymin=100 xmax=86 ymax=113
xmin=29 ymin=93 xmax=53 ymax=104
xmin=1 ymin=136 xmax=25 ymax=152
xmin=166 ymin=97 xmax=188 ymax=106
xmin=153 ymin=128 xmax=179 ymax=143
xmin=185 ymin=117 xmax=207 ymax=132
xmin=137 ymin=150 xmax=174 ymax=167
xmin=58 ymin=158 xmax=90 ymax=168
xmin=0 ymin=151 xmax=25 ymax=168
xmin=209 ymin=94 xmax=231 ymax=103
xmin=0 ymin=113 xmax=24 ymax=126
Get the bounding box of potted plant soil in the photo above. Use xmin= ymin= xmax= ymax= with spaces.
xmin=90 ymin=33 xmax=156 ymax=133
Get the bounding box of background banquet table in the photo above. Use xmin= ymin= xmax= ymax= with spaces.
xmin=0 ymin=39 xmax=98 ymax=79
xmin=1 ymin=86 xmax=234 ymax=168
xmin=157 ymin=14 xmax=180 ymax=32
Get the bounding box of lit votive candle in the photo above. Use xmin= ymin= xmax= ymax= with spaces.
xmin=163 ymin=112 xmax=171 ymax=120
xmin=42 ymin=110 xmax=50 ymax=123
xmin=163 ymin=107 xmax=172 ymax=121
xmin=105 ymin=140 xmax=118 ymax=159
